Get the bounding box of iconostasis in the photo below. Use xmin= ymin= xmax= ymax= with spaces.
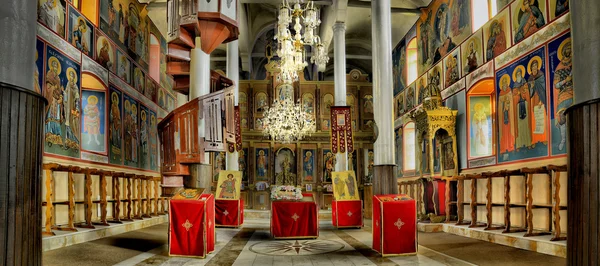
xmin=222 ymin=69 xmax=375 ymax=210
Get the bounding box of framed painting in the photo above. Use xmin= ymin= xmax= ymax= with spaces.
xmin=255 ymin=148 xmax=269 ymax=182
xmin=462 ymin=29 xmax=483 ymax=75
xmin=81 ymin=90 xmax=107 ymax=154
xmin=548 ymin=33 xmax=572 ymax=156
xmin=483 ymin=8 xmax=511 ymax=62
xmin=511 ymin=0 xmax=547 ymax=44
xmin=215 ymin=171 xmax=242 ymax=200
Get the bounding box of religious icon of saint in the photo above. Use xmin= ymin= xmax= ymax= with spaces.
xmin=465 ymin=40 xmax=479 ymax=73
xmin=514 ymin=0 xmax=545 ymax=43
xmin=304 ymin=151 xmax=314 ymax=181
xmin=498 ymin=74 xmax=515 ymax=154
xmin=110 ymin=92 xmax=121 ymax=148
xmin=98 ymin=38 xmax=112 ymax=69
xmin=63 ymin=67 xmax=81 ymax=150
xmin=555 ymin=0 xmax=569 ymax=18
xmin=72 ymin=17 xmax=89 ymax=54
xmin=486 ymin=20 xmax=507 ymax=61
xmin=553 ymin=38 xmax=572 ymax=151
xmin=472 ymin=103 xmax=490 ymax=156
xmin=45 ymin=56 xmax=64 ymax=146
xmin=257 ymin=149 xmax=267 ymax=178
xmin=34 ymin=51 xmax=42 ymax=94
xmin=512 ymin=65 xmax=532 ymax=150
xmin=334 ymin=175 xmax=346 ymax=199
xmin=39 ymin=0 xmax=65 ymax=37
xmin=345 ymin=173 xmax=356 ymax=198
xmin=84 ymin=95 xmax=101 ymax=146
xmin=527 ymin=56 xmax=547 ymax=145
xmin=219 ymin=174 xmax=236 ymax=199
xmin=324 ymin=152 xmax=336 ymax=183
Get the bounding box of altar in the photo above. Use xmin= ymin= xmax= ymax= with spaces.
xmin=270 ymin=194 xmax=319 ymax=239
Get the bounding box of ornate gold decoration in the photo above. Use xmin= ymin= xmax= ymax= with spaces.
xmin=394 ymin=218 xmax=405 ymax=230
xmin=182 ymin=219 xmax=193 ymax=231
xmin=291 ymin=213 xmax=300 ymax=221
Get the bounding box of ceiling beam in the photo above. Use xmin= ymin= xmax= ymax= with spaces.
xmin=347 ymin=0 xmax=424 ymax=13
xmin=239 ymin=0 xmax=332 ymax=5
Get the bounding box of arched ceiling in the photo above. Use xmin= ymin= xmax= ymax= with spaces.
xmin=147 ymin=0 xmax=432 ymax=80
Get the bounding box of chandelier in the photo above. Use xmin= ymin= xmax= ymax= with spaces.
xmin=275 ymin=0 xmax=329 ymax=83
xmin=263 ymin=98 xmax=316 ymax=143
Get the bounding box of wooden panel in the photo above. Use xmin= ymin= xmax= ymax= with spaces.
xmin=0 ymin=83 xmax=45 ymax=265
xmin=567 ymin=102 xmax=600 ymax=265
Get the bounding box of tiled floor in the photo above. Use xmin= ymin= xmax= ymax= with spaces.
xmin=42 ymin=219 xmax=566 ymax=266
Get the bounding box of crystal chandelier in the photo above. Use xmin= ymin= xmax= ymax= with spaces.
xmin=263 ymin=98 xmax=316 ymax=144
xmin=275 ymin=0 xmax=329 ymax=83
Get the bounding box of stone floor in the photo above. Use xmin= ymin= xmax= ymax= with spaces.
xmin=42 ymin=219 xmax=566 ymax=266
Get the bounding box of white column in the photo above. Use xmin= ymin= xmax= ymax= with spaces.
xmin=333 ymin=22 xmax=348 ymax=172
xmin=226 ymin=40 xmax=240 ymax=171
xmin=371 ymin=0 xmax=395 ymax=166
xmin=189 ymin=37 xmax=211 ymax=164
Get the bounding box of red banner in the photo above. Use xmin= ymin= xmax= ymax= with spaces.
xmin=330 ymin=106 xmax=354 ymax=153
xmin=228 ymin=106 xmax=243 ymax=152
xmin=270 ymin=201 xmax=319 ymax=238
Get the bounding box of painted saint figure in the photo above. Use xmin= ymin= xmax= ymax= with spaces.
xmin=334 ymin=175 xmax=346 ymax=199
xmin=63 ymin=67 xmax=80 ymax=150
xmin=98 ymin=39 xmax=112 ymax=69
xmin=150 ymin=114 xmax=157 ymax=169
xmin=219 ymin=174 xmax=236 ymax=199
xmin=465 ymin=40 xmax=478 ymax=73
xmin=83 ymin=95 xmax=101 ymax=146
xmin=140 ymin=110 xmax=148 ymax=168
xmin=514 ymin=0 xmax=545 ymax=43
xmin=555 ymin=0 xmax=569 ymax=18
xmin=324 ymin=152 xmax=336 ymax=183
xmin=553 ymin=39 xmax=573 ymax=151
xmin=345 ymin=174 xmax=356 ymax=197
xmin=527 ymin=56 xmax=547 ymax=145
xmin=72 ymin=17 xmax=89 ymax=54
xmin=123 ymin=100 xmax=132 ymax=161
xmin=304 ymin=151 xmax=314 ymax=181
xmin=110 ymin=92 xmax=121 ymax=148
xmin=45 ymin=57 xmax=64 ymax=146
xmin=445 ymin=56 xmax=459 ymax=87
xmin=486 ymin=20 xmax=507 ymax=61
xmin=512 ymin=66 xmax=532 ymax=149
xmin=472 ymin=103 xmax=490 ymax=156
xmin=498 ymin=75 xmax=515 ymax=154
xmin=130 ymin=104 xmax=138 ymax=162
xmin=39 ymin=0 xmax=65 ymax=37
xmin=257 ymin=150 xmax=266 ymax=178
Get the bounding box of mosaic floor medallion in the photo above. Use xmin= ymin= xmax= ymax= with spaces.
xmin=249 ymin=239 xmax=345 ymax=256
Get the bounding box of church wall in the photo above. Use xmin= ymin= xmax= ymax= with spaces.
xmin=37 ymin=0 xmax=174 ymax=226
xmin=393 ymin=0 xmax=571 ymax=229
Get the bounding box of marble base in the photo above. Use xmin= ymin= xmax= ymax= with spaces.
xmin=417 ymin=223 xmax=444 ymax=233
xmin=244 ymin=209 xmax=333 ymax=220
xmin=42 ymin=215 xmax=169 ymax=252
xmin=416 ymin=222 xmax=566 ymax=258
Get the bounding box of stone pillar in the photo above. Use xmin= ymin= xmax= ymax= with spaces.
xmin=226 ymin=40 xmax=240 ymax=171
xmin=567 ymin=2 xmax=600 ymax=265
xmin=188 ymin=37 xmax=211 ymax=189
xmin=0 ymin=1 xmax=45 ymax=264
xmin=371 ymin=0 xmax=397 ymax=195
xmin=333 ymin=22 xmax=348 ymax=172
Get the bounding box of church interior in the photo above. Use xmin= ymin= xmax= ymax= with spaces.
xmin=4 ymin=0 xmax=596 ymax=265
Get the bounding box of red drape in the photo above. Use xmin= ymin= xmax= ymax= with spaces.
xmin=169 ymin=199 xmax=207 ymax=257
xmin=372 ymin=194 xmax=417 ymax=256
xmin=215 ymin=199 xmax=244 ymax=227
xmin=271 ymin=201 xmax=318 ymax=238
xmin=332 ymin=200 xmax=363 ymax=227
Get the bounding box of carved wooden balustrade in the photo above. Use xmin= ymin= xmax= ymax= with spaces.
xmin=42 ymin=163 xmax=168 ymax=236
xmin=446 ymin=165 xmax=567 ymax=241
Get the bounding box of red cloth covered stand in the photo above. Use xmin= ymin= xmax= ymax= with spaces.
xmin=169 ymin=194 xmax=215 ymax=258
xmin=372 ymin=194 xmax=417 ymax=257
xmin=270 ymin=199 xmax=319 ymax=239
xmin=215 ymin=199 xmax=244 ymax=227
xmin=332 ymin=200 xmax=363 ymax=228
